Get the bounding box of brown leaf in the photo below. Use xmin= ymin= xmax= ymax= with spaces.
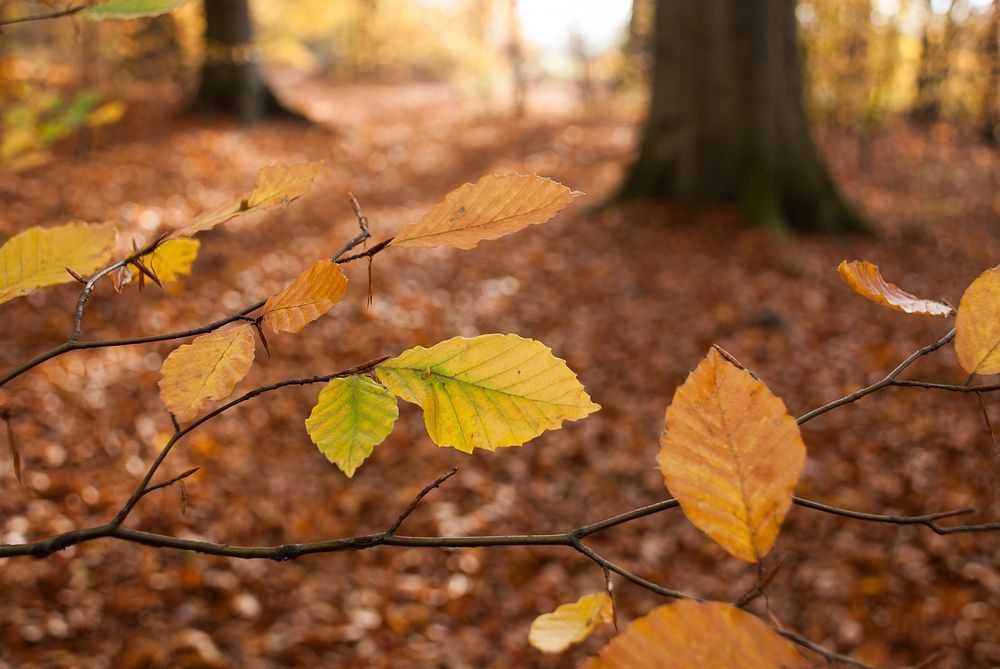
xmin=837 ymin=260 xmax=952 ymax=316
xmin=262 ymin=259 xmax=348 ymax=334
xmin=658 ymin=348 xmax=806 ymax=563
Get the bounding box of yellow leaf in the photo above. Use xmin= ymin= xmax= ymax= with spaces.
xmin=375 ymin=334 xmax=599 ymax=453
xmin=246 ymin=161 xmax=323 ymax=209
xmin=172 ymin=161 xmax=322 ymax=238
xmin=262 ymin=259 xmax=347 ymax=334
xmin=837 ymin=260 xmax=952 ymax=316
xmin=529 ymin=593 xmax=613 ymax=653
xmin=84 ymin=101 xmax=126 ymax=127
xmin=305 ymin=375 xmax=399 ymax=477
xmin=128 ymin=238 xmax=200 ymax=284
xmin=955 ymin=266 xmax=1000 ymax=375
xmin=158 ymin=325 xmax=256 ymax=421
xmin=0 ymin=222 xmax=115 ymax=305
xmin=389 ymin=174 xmax=578 ymax=250
xmin=580 ymin=600 xmax=806 ymax=669
xmin=658 ymin=348 xmax=805 ymax=563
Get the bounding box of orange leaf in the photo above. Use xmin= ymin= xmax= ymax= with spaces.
xmin=658 ymin=348 xmax=805 ymax=563
xmin=262 ymin=259 xmax=348 ymax=334
xmin=158 ymin=325 xmax=256 ymax=421
xmin=837 ymin=260 xmax=952 ymax=316
xmin=389 ymin=174 xmax=578 ymax=250
xmin=955 ymin=266 xmax=1000 ymax=375
xmin=580 ymin=600 xmax=806 ymax=669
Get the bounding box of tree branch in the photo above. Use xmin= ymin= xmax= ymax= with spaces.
xmin=0 ymin=4 xmax=85 ymax=27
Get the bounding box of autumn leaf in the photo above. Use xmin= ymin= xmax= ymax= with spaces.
xmin=0 ymin=222 xmax=115 ymax=305
xmin=580 ymin=600 xmax=806 ymax=669
xmin=375 ymin=334 xmax=599 ymax=453
xmin=658 ymin=348 xmax=805 ymax=563
xmin=955 ymin=266 xmax=1000 ymax=375
xmin=389 ymin=174 xmax=578 ymax=250
xmin=84 ymin=0 xmax=193 ymax=19
xmin=837 ymin=260 xmax=952 ymax=316
xmin=158 ymin=325 xmax=256 ymax=421
xmin=172 ymin=161 xmax=323 ymax=238
xmin=128 ymin=239 xmax=200 ymax=284
xmin=304 ymin=375 xmax=399 ymax=477
xmin=262 ymin=259 xmax=347 ymax=334
xmin=529 ymin=593 xmax=613 ymax=653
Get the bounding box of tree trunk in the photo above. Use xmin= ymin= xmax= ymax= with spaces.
xmin=194 ymin=0 xmax=292 ymax=123
xmin=617 ymin=0 xmax=865 ymax=233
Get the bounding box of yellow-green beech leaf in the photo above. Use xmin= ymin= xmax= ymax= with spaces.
xmin=837 ymin=260 xmax=952 ymax=316
xmin=128 ymin=238 xmax=200 ymax=284
xmin=375 ymin=334 xmax=599 ymax=453
xmin=84 ymin=0 xmax=192 ymax=19
xmin=658 ymin=348 xmax=805 ymax=563
xmin=389 ymin=174 xmax=578 ymax=250
xmin=580 ymin=600 xmax=806 ymax=669
xmin=304 ymin=375 xmax=399 ymax=477
xmin=262 ymin=259 xmax=347 ymax=334
xmin=158 ymin=324 xmax=256 ymax=421
xmin=0 ymin=221 xmax=115 ymax=305
xmin=529 ymin=593 xmax=613 ymax=653
xmin=955 ymin=266 xmax=1000 ymax=375
xmin=172 ymin=161 xmax=323 ymax=238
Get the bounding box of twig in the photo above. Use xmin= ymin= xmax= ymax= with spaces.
xmin=141 ymin=467 xmax=200 ymax=498
xmin=797 ymin=329 xmax=956 ymax=424
xmin=385 ymin=467 xmax=458 ymax=535
xmin=775 ymin=628 xmax=880 ymax=669
xmin=0 ymin=4 xmax=85 ymax=27
xmin=331 ymin=193 xmax=371 ymax=261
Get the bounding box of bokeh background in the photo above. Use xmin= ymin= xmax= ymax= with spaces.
xmin=1 ymin=1 xmax=999 ymax=667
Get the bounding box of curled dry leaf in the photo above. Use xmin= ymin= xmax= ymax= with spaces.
xmin=305 ymin=375 xmax=399 ymax=477
xmin=580 ymin=600 xmax=806 ymax=669
xmin=375 ymin=334 xmax=599 ymax=453
xmin=158 ymin=324 xmax=256 ymax=421
xmin=0 ymin=222 xmax=115 ymax=305
xmin=172 ymin=161 xmax=323 ymax=238
xmin=262 ymin=259 xmax=347 ymax=334
xmin=837 ymin=260 xmax=952 ymax=316
xmin=658 ymin=348 xmax=805 ymax=563
xmin=389 ymin=173 xmax=578 ymax=250
xmin=529 ymin=592 xmax=613 ymax=653
xmin=955 ymin=266 xmax=1000 ymax=375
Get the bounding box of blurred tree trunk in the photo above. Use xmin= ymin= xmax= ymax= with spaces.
xmin=194 ymin=0 xmax=292 ymax=122
xmin=981 ymin=0 xmax=999 ymax=143
xmin=617 ymin=0 xmax=864 ymax=233
xmin=913 ymin=0 xmax=954 ymax=124
xmin=506 ymin=0 xmax=527 ymax=117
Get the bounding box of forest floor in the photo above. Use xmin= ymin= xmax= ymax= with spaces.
xmin=1 ymin=78 xmax=999 ymax=669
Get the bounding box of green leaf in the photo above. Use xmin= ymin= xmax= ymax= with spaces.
xmin=84 ymin=0 xmax=193 ymax=19
xmin=375 ymin=334 xmax=599 ymax=453
xmin=305 ymin=376 xmax=399 ymax=477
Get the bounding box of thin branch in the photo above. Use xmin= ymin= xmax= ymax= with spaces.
xmin=570 ymin=538 xmax=694 ymax=600
xmin=385 ymin=467 xmax=458 ymax=535
xmin=0 ymin=3 xmax=85 ymax=27
xmin=331 ymin=193 xmax=371 ymax=261
xmin=141 ymin=467 xmax=200 ymax=498
xmin=888 ymin=379 xmax=1000 ymax=393
xmin=776 ymin=628 xmax=880 ymax=669
xmin=337 ymin=237 xmax=393 ymax=264
xmin=797 ymin=329 xmax=956 ymax=425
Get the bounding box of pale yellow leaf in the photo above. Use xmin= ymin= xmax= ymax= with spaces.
xmin=837 ymin=260 xmax=952 ymax=316
xmin=658 ymin=348 xmax=805 ymax=563
xmin=305 ymin=375 xmax=399 ymax=477
xmin=530 ymin=593 xmax=613 ymax=653
xmin=172 ymin=161 xmax=322 ymax=238
xmin=128 ymin=238 xmax=200 ymax=284
xmin=0 ymin=222 xmax=115 ymax=305
xmin=375 ymin=334 xmax=599 ymax=453
xmin=262 ymin=259 xmax=347 ymax=334
xmin=246 ymin=161 xmax=323 ymax=209
xmin=580 ymin=600 xmax=806 ymax=669
xmin=955 ymin=266 xmax=1000 ymax=375
xmin=389 ymin=174 xmax=577 ymax=250
xmin=158 ymin=324 xmax=256 ymax=421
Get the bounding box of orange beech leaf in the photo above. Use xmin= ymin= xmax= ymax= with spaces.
xmin=658 ymin=348 xmax=805 ymax=563
xmin=262 ymin=259 xmax=347 ymax=334
xmin=158 ymin=324 xmax=256 ymax=421
xmin=389 ymin=174 xmax=578 ymax=250
xmin=955 ymin=266 xmax=1000 ymax=375
xmin=580 ymin=600 xmax=806 ymax=669
xmin=529 ymin=593 xmax=613 ymax=653
xmin=837 ymin=260 xmax=952 ymax=316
